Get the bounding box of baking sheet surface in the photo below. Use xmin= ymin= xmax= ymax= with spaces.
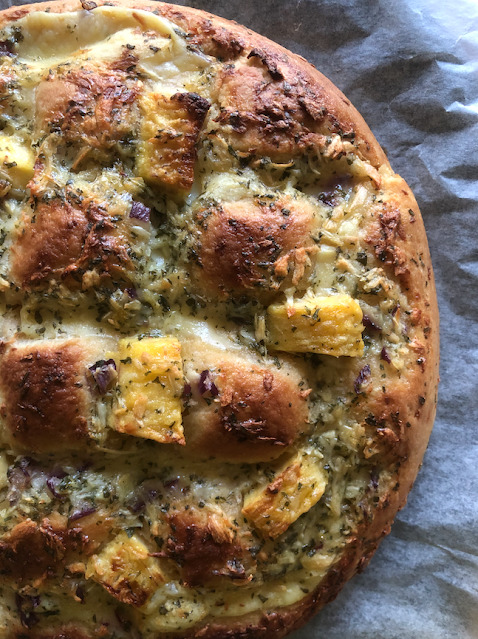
xmin=2 ymin=0 xmax=477 ymax=637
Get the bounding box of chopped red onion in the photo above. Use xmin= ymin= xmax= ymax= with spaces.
xmin=198 ymin=370 xmax=219 ymax=397
xmin=8 ymin=466 xmax=30 ymax=488
xmin=19 ymin=456 xmax=33 ymax=475
xmin=362 ymin=315 xmax=382 ymax=332
xmin=129 ymin=201 xmax=151 ymax=223
xmin=46 ymin=477 xmax=62 ymax=499
xmin=0 ymin=41 xmax=14 ymax=57
xmin=142 ymin=479 xmax=162 ymax=500
xmin=75 ymin=585 xmax=86 ymax=604
xmin=147 ymin=488 xmax=160 ymax=500
xmin=88 ymin=359 xmax=117 ymax=394
xmin=380 ymin=347 xmax=391 ymax=363
xmin=69 ymin=505 xmax=97 ymax=522
xmin=182 ymin=383 xmax=192 ymax=398
xmin=16 ymin=594 xmax=40 ymax=629
xmin=127 ymin=479 xmax=163 ymax=513
xmin=8 ymin=465 xmax=31 ymax=505
xmin=46 ymin=470 xmax=67 ymax=500
xmin=370 ymin=468 xmax=379 ymax=489
xmin=126 ymin=287 xmax=138 ymax=299
xmin=129 ymin=496 xmax=146 ymax=513
xmin=163 ymin=477 xmax=179 ymax=489
xmin=354 ymin=364 xmax=371 ymax=394
xmin=7 ymin=459 xmax=50 ymax=505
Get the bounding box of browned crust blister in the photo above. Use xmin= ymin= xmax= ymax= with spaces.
xmin=194 ymin=196 xmax=318 ymax=300
xmin=10 ymin=192 xmax=133 ymax=290
xmin=0 ymin=338 xmax=110 ymax=453
xmin=182 ymin=342 xmax=310 ymax=463
xmin=34 ymin=62 xmax=140 ymax=151
xmin=0 ymin=2 xmax=439 ymax=639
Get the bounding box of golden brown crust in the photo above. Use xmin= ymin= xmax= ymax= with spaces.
xmin=163 ymin=509 xmax=256 ymax=587
xmin=194 ymin=197 xmax=317 ymax=300
xmin=0 ymin=517 xmax=68 ymax=583
xmin=182 ymin=342 xmax=310 ymax=463
xmin=156 ymin=2 xmax=389 ymax=168
xmin=10 ymin=181 xmax=133 ymax=290
xmin=371 ymin=174 xmax=440 ymax=493
xmin=213 ymin=61 xmax=348 ymax=163
xmin=0 ymin=2 xmax=439 ymax=638
xmin=0 ymin=338 xmax=109 ymax=453
xmin=35 ymin=62 xmax=140 ymax=151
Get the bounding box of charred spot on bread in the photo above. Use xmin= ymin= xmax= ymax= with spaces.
xmin=366 ymin=205 xmax=411 ymax=286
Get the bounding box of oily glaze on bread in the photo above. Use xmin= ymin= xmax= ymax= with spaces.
xmin=0 ymin=2 xmax=438 ymax=638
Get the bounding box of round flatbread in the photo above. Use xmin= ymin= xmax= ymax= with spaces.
xmin=0 ymin=2 xmax=439 ymax=638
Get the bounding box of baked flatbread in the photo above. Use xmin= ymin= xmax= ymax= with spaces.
xmin=0 ymin=2 xmax=439 ymax=637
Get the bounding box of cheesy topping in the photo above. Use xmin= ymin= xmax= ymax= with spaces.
xmin=0 ymin=5 xmax=427 ymax=638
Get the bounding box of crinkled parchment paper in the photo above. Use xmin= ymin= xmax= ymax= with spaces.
xmin=3 ymin=0 xmax=478 ymax=637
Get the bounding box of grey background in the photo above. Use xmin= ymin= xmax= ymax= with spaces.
xmin=3 ymin=0 xmax=478 ymax=637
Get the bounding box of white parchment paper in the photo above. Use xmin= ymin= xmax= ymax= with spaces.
xmin=3 ymin=0 xmax=478 ymax=637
